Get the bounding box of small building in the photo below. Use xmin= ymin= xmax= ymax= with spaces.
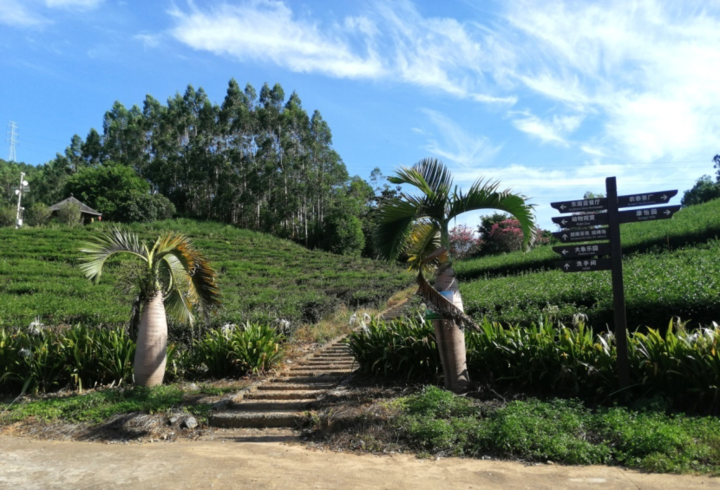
xmin=48 ymin=196 xmax=102 ymax=224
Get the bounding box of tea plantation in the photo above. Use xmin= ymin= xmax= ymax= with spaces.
xmin=0 ymin=219 xmax=413 ymax=329
xmin=455 ymin=198 xmax=720 ymax=330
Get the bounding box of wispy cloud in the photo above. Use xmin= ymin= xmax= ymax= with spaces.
xmin=169 ymin=1 xmax=384 ymax=79
xmin=510 ymin=111 xmax=583 ymax=146
xmin=420 ymin=109 xmax=502 ymax=168
xmin=45 ymin=0 xmax=102 ymax=9
xmin=168 ymin=0 xmax=514 ymax=104
xmin=0 ymin=0 xmax=47 ymax=26
xmin=498 ymin=0 xmax=720 ymax=162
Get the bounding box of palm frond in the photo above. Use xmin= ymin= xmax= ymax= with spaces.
xmin=389 ymin=158 xmax=453 ymax=209
xmin=153 ymin=233 xmax=221 ymax=320
xmin=449 ymin=178 xmax=536 ymax=249
xmin=374 ymin=198 xmax=419 ymax=261
xmin=79 ymin=228 xmax=148 ymax=284
xmin=159 ymin=254 xmax=194 ymax=325
xmin=404 ymin=221 xmax=441 ymax=272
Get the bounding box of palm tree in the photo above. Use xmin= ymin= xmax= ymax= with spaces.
xmin=375 ymin=158 xmax=535 ymax=392
xmin=80 ymin=229 xmax=220 ymax=387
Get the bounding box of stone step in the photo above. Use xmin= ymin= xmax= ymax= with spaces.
xmin=287 ymin=369 xmax=353 ymax=377
xmin=210 ymin=410 xmax=309 ymax=428
xmin=300 ymin=362 xmax=355 ymax=368
xmin=244 ymin=390 xmax=324 ymax=400
xmin=271 ymin=375 xmax=345 ymax=384
xmin=229 ymin=400 xmax=317 ymax=411
xmin=257 ymin=382 xmax=338 ymax=391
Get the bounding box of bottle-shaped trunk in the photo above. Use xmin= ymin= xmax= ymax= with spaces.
xmin=134 ymin=292 xmax=168 ymax=387
xmin=433 ymin=262 xmax=470 ymax=393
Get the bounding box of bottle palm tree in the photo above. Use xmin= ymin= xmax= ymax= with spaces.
xmin=80 ymin=229 xmax=220 ymax=387
xmin=375 ymin=158 xmax=535 ymax=392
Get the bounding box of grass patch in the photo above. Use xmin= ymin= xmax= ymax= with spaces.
xmin=312 ymin=385 xmax=720 ymax=475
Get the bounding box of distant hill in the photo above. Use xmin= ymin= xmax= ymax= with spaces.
xmin=0 ymin=219 xmax=413 ymax=329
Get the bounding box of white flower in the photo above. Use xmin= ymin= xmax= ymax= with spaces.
xmin=363 ymin=313 xmax=371 ymax=324
xmin=349 ymin=313 xmax=358 ymax=326
xmin=220 ymin=323 xmax=236 ymax=336
xmin=18 ymin=348 xmax=32 ymax=359
xmin=27 ymin=317 xmax=44 ymax=336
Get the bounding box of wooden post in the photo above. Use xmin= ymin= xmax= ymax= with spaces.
xmin=606 ymin=177 xmax=630 ymax=388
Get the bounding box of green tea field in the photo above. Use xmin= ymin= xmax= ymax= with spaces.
xmin=0 ymin=219 xmax=413 ymax=329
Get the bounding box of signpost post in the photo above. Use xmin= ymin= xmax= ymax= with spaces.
xmin=550 ymin=179 xmax=678 ymax=389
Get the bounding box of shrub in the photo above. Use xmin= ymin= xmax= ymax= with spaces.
xmin=347 ymin=317 xmax=720 ymax=412
xmin=24 ymin=203 xmax=52 ymax=226
xmin=0 ymin=206 xmax=15 ymax=227
xmin=56 ymin=201 xmax=82 ymax=226
xmin=187 ymin=322 xmax=284 ymax=379
xmin=117 ymin=193 xmax=176 ymax=223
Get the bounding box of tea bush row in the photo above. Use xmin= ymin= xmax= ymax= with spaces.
xmin=0 ymin=219 xmax=413 ymax=328
xmin=459 ymin=240 xmax=720 ymax=331
xmin=0 ymin=322 xmax=284 ymax=394
xmin=347 ymin=317 xmax=720 ymax=412
xmin=455 ymin=197 xmax=720 ymax=280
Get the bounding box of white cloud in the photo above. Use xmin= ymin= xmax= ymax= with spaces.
xmin=420 ymin=109 xmax=502 ymax=168
xmin=498 ymin=0 xmax=720 ymax=163
xmin=170 ymin=1 xmax=383 ymax=79
xmin=511 ymin=111 xmax=583 ymax=146
xmin=0 ymin=0 xmax=47 ymax=26
xmin=168 ymin=0 xmax=514 ymax=104
xmin=45 ymin=0 xmax=102 ymax=8
xmin=134 ymin=33 xmax=162 ymax=49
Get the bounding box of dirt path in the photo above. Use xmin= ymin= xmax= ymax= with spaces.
xmin=0 ymin=435 xmax=715 ymax=489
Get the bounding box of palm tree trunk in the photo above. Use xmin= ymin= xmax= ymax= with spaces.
xmin=134 ymin=291 xmax=168 ymax=387
xmin=433 ymin=262 xmax=470 ymax=392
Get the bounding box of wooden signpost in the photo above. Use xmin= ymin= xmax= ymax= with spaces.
xmin=551 ymin=178 xmax=678 ymax=389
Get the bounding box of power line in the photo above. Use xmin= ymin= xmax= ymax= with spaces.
xmin=6 ymin=121 xmax=18 ymax=162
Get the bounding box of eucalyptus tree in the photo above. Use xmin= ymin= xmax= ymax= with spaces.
xmin=80 ymin=229 xmax=220 ymax=387
xmin=375 ymin=158 xmax=535 ymax=392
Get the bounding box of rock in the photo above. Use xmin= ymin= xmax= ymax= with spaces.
xmin=182 ymin=416 xmax=198 ymax=430
xmin=211 ymin=399 xmax=230 ymax=410
xmin=169 ymin=416 xmax=180 ymax=425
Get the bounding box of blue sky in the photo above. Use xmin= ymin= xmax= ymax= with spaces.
xmin=1 ymin=0 xmax=719 ymax=230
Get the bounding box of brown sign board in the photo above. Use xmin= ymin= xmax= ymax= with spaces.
xmin=551 ymin=227 xmax=609 ymax=243
xmin=552 ymin=212 xmax=608 ymax=228
xmin=550 ymin=197 xmax=607 ymax=213
xmin=556 ymin=258 xmax=612 ymax=273
xmin=617 ymin=190 xmax=677 ymax=208
xmin=553 ymin=243 xmax=611 ymax=259
xmin=619 ymin=205 xmax=681 ymax=224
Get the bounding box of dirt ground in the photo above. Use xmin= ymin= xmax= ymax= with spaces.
xmin=0 ymin=433 xmax=716 ymax=490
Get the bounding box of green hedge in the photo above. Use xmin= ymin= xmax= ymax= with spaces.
xmin=347 ymin=318 xmax=720 ymax=412
xmin=0 ymin=322 xmax=285 ymax=394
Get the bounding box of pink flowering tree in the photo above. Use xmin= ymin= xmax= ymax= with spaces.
xmin=488 ymin=219 xmax=524 ymax=253
xmin=449 ymin=224 xmax=482 ymax=259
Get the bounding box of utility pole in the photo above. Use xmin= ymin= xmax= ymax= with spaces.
xmin=7 ymin=121 xmax=18 ymax=162
xmin=15 ymin=172 xmax=29 ymax=228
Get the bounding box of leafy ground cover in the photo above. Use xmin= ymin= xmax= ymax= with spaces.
xmin=308 ymin=385 xmax=720 ymax=475
xmin=348 ymin=317 xmax=720 ymax=413
xmin=0 ymin=219 xmax=412 ymax=329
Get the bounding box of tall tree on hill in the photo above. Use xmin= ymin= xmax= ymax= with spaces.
xmin=80 ymin=229 xmax=220 ymax=386
xmin=375 ymin=158 xmax=535 ymax=392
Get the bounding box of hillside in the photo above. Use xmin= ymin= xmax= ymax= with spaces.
xmin=0 ymin=219 xmax=413 ymax=329
xmin=455 ymin=198 xmax=720 ymax=330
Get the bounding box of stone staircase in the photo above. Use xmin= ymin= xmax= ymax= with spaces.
xmin=209 ymin=338 xmax=356 ymax=429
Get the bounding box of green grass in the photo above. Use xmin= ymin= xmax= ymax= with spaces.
xmin=0 ymin=384 xmax=212 ymax=425
xmin=394 ymin=386 xmax=720 ymax=474
xmin=0 ymin=219 xmax=413 ymax=329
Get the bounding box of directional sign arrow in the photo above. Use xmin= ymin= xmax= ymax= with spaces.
xmin=551 ymin=227 xmax=609 ymax=243
xmin=551 ymin=198 xmax=607 ymax=214
xmin=553 ymin=242 xmax=611 ymax=259
xmin=619 ymin=205 xmax=681 ymax=224
xmin=551 ymin=212 xmax=609 ymax=228
xmin=556 ymin=258 xmax=612 ymax=273
xmin=617 ymin=190 xmax=677 ymax=208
